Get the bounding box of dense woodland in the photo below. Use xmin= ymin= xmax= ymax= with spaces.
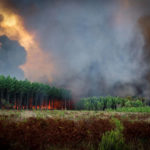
xmin=75 ymin=96 xmax=150 ymax=110
xmin=0 ymin=75 xmax=72 ymax=110
xmin=1 ymin=75 xmax=150 ymax=111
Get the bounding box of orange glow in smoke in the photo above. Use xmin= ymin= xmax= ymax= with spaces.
xmin=122 ymin=0 xmax=130 ymax=8
xmin=0 ymin=3 xmax=54 ymax=81
xmin=114 ymin=0 xmax=131 ymax=27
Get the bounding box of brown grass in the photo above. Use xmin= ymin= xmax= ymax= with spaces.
xmin=0 ymin=117 xmax=114 ymax=150
xmin=0 ymin=110 xmax=150 ymax=150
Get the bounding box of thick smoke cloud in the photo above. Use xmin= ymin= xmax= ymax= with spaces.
xmin=0 ymin=35 xmax=26 ymax=79
xmin=1 ymin=0 xmax=150 ymax=98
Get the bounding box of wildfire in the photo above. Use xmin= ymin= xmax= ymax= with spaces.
xmin=0 ymin=3 xmax=54 ymax=81
xmin=13 ymin=99 xmax=63 ymax=110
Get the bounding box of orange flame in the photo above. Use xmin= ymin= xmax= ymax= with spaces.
xmin=0 ymin=3 xmax=54 ymax=81
xmin=13 ymin=99 xmax=63 ymax=110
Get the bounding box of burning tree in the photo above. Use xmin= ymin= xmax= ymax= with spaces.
xmin=0 ymin=75 xmax=72 ymax=110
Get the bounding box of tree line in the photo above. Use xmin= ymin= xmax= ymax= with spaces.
xmin=75 ymin=96 xmax=145 ymax=110
xmin=0 ymin=75 xmax=72 ymax=110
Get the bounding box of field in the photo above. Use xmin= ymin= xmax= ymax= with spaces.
xmin=0 ymin=109 xmax=150 ymax=121
xmin=0 ymin=76 xmax=150 ymax=150
xmin=0 ymin=110 xmax=150 ymax=150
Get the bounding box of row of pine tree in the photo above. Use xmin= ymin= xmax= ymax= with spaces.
xmin=0 ymin=75 xmax=72 ymax=110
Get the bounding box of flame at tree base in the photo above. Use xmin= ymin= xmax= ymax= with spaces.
xmin=12 ymin=99 xmax=71 ymax=110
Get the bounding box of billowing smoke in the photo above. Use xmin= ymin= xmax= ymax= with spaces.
xmin=0 ymin=35 xmax=26 ymax=79
xmin=1 ymin=0 xmax=150 ymax=98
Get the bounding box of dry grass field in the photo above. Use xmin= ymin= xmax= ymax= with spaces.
xmin=0 ymin=110 xmax=150 ymax=150
xmin=0 ymin=110 xmax=150 ymax=122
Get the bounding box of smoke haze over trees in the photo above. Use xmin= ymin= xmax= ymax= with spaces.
xmin=1 ymin=0 xmax=150 ymax=98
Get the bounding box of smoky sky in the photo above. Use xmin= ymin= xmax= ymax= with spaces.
xmin=0 ymin=36 xmax=26 ymax=79
xmin=1 ymin=0 xmax=150 ymax=97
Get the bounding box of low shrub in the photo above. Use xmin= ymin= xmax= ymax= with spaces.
xmin=98 ymin=119 xmax=127 ymax=150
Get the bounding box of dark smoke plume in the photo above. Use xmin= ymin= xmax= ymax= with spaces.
xmin=1 ymin=0 xmax=150 ymax=98
xmin=0 ymin=35 xmax=26 ymax=79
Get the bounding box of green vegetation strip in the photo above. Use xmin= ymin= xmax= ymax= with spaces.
xmin=76 ymin=96 xmax=150 ymax=111
xmin=109 ymin=106 xmax=150 ymax=112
